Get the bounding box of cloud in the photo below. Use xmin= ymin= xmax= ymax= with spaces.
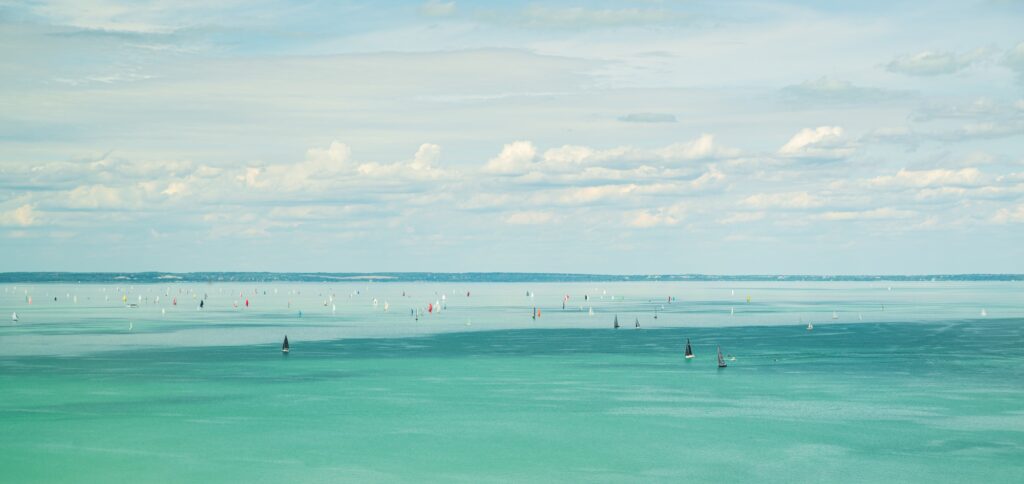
xmin=1007 ymin=43 xmax=1024 ymax=76
xmin=505 ymin=211 xmax=556 ymax=225
xmin=482 ymin=135 xmax=737 ymax=176
xmin=629 ymin=205 xmax=684 ymax=228
xmin=863 ymin=121 xmax=1024 ymax=147
xmin=778 ymin=126 xmax=854 ymax=158
xmin=618 ymin=113 xmax=677 ymax=123
xmin=65 ymin=184 xmax=126 ymax=208
xmin=483 ymin=141 xmax=538 ymax=174
xmin=868 ymin=168 xmax=983 ymax=189
xmin=0 ymin=205 xmax=36 ymax=226
xmin=740 ymin=191 xmax=824 ymax=209
xmin=520 ymin=6 xmax=677 ymax=28
xmin=886 ymin=49 xmax=988 ymax=76
xmin=719 ymin=212 xmax=765 ymax=224
xmin=419 ymin=1 xmax=456 ymax=17
xmin=780 ymin=77 xmax=907 ymax=104
xmin=991 ymin=204 xmax=1024 ymax=224
xmin=356 ymin=143 xmax=444 ymax=179
xmin=818 ymin=208 xmax=916 ymax=221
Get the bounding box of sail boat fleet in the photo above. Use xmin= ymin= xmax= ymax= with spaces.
xmin=6 ymin=284 xmax=888 ymax=369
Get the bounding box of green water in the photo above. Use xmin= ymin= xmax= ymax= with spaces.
xmin=2 ymin=282 xmax=1023 ymax=482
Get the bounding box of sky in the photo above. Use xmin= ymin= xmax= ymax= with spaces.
xmin=1 ymin=0 xmax=1023 ymax=274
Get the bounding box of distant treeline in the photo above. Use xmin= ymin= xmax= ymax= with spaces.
xmin=0 ymin=272 xmax=1020 ymax=283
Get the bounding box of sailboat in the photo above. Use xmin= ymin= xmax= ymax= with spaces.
xmin=282 ymin=336 xmax=290 ymax=354
xmin=807 ymin=322 xmax=813 ymax=331
xmin=614 ymin=315 xmax=620 ymax=329
xmin=980 ymin=309 xmax=987 ymax=317
xmin=832 ymin=311 xmax=838 ymax=320
xmin=532 ymin=307 xmax=537 ymax=320
xmin=717 ymin=345 xmax=727 ymax=368
xmin=11 ymin=312 xmax=17 ymax=323
xmin=634 ymin=317 xmax=640 ymax=329
xmin=684 ymin=338 xmax=694 ymax=359
xmin=588 ymin=307 xmax=594 ymax=316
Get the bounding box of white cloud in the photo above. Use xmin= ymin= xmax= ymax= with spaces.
xmin=719 ymin=212 xmax=765 ymax=224
xmin=484 ymin=141 xmax=538 ymax=174
xmin=1002 ymin=42 xmax=1024 ymax=77
xmin=741 ymin=191 xmax=824 ymax=209
xmin=869 ymin=168 xmax=983 ymax=189
xmin=521 ymin=6 xmax=674 ymax=28
xmin=991 ymin=204 xmax=1024 ymax=224
xmin=780 ymin=77 xmax=906 ymax=104
xmin=886 ymin=49 xmax=988 ymax=76
xmin=818 ymin=208 xmax=916 ymax=221
xmin=419 ymin=1 xmax=456 ymax=17
xmin=778 ymin=126 xmax=853 ymax=158
xmin=66 ymin=184 xmax=125 ymax=209
xmin=488 ymin=135 xmax=737 ymax=176
xmin=0 ymin=204 xmax=36 ymax=226
xmin=505 ymin=211 xmax=556 ymax=225
xmin=618 ymin=113 xmax=677 ymax=123
xmin=629 ymin=205 xmax=684 ymax=228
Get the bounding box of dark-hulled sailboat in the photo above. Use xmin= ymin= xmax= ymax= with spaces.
xmin=282 ymin=335 xmax=290 ymax=354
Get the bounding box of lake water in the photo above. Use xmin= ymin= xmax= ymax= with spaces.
xmin=2 ymin=281 xmax=1022 ymax=482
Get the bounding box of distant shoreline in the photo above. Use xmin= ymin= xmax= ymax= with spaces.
xmin=0 ymin=272 xmax=1019 ymax=283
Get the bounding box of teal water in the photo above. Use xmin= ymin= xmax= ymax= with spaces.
xmin=2 ymin=282 xmax=1023 ymax=482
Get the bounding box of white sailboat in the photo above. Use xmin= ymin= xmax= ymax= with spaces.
xmin=807 ymin=322 xmax=813 ymax=331
xmin=980 ymin=309 xmax=987 ymax=317
xmin=11 ymin=312 xmax=17 ymax=323
xmin=832 ymin=311 xmax=838 ymax=320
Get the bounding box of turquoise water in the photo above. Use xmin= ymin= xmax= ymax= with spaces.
xmin=2 ymin=282 xmax=1023 ymax=482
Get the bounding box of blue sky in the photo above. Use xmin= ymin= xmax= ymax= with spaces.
xmin=1 ymin=0 xmax=1023 ymax=273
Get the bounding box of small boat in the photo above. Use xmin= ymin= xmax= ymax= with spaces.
xmin=588 ymin=307 xmax=594 ymax=316
xmin=634 ymin=317 xmax=640 ymax=329
xmin=807 ymin=322 xmax=813 ymax=331
xmin=532 ymin=307 xmax=537 ymax=320
xmin=980 ymin=309 xmax=987 ymax=317
xmin=684 ymin=338 xmax=694 ymax=359
xmin=832 ymin=311 xmax=838 ymax=320
xmin=717 ymin=345 xmax=727 ymax=368
xmin=614 ymin=315 xmax=620 ymax=329
xmin=282 ymin=336 xmax=290 ymax=354
xmin=11 ymin=312 xmax=17 ymax=323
